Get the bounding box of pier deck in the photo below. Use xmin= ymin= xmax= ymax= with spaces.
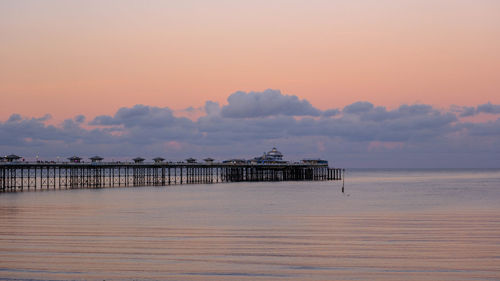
xmin=0 ymin=162 xmax=343 ymax=192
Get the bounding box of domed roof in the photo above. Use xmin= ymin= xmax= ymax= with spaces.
xmin=267 ymin=147 xmax=282 ymax=157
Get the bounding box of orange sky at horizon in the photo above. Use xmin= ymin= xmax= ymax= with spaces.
xmin=1 ymin=0 xmax=499 ymax=121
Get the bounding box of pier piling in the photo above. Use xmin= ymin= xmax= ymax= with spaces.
xmin=0 ymin=162 xmax=343 ymax=192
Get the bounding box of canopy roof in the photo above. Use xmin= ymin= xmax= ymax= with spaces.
xmin=6 ymin=154 xmax=21 ymax=160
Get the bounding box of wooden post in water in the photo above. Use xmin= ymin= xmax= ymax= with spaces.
xmin=342 ymin=169 xmax=345 ymax=193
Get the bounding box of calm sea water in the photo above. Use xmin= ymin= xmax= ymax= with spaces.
xmin=1 ymin=169 xmax=499 ymax=280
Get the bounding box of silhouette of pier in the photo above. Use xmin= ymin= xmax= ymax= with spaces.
xmin=0 ymin=162 xmax=343 ymax=192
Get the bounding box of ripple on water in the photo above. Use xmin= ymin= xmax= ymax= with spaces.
xmin=1 ymin=170 xmax=500 ymax=280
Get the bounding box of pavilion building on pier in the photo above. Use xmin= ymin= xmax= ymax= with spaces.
xmin=251 ymin=147 xmax=288 ymax=164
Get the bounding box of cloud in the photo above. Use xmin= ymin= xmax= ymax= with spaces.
xmin=221 ymin=89 xmax=321 ymax=118
xmin=459 ymin=106 xmax=476 ymax=117
xmin=7 ymin=114 xmax=22 ymax=123
xmin=477 ymin=102 xmax=500 ymax=115
xmin=91 ymin=104 xmax=180 ymax=128
xmin=1 ymin=91 xmax=500 ymax=167
xmin=1 ymin=114 xmax=83 ymax=146
xmin=465 ymin=118 xmax=500 ymax=137
xmin=452 ymin=102 xmax=500 ymax=117
xmin=343 ymin=101 xmax=374 ymax=114
xmin=74 ymin=115 xmax=85 ymax=123
xmin=322 ymin=109 xmax=340 ymax=117
xmin=204 ymin=101 xmax=221 ymax=116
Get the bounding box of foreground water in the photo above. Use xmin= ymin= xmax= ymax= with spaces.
xmin=1 ymin=169 xmax=499 ymax=280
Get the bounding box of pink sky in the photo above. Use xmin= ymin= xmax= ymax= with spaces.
xmin=1 ymin=0 xmax=499 ymax=121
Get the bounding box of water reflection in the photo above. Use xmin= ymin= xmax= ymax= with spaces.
xmin=1 ymin=169 xmax=499 ymax=280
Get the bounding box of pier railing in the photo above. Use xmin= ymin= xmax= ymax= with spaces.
xmin=0 ymin=162 xmax=343 ymax=192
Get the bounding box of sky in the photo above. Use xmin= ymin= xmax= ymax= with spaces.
xmin=1 ymin=0 xmax=500 ymax=167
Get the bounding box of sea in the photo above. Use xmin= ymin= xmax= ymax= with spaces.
xmin=0 ymin=169 xmax=499 ymax=280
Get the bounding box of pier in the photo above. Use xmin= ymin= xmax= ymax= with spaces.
xmin=0 ymin=162 xmax=343 ymax=192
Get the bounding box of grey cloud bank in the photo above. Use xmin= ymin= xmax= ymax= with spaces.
xmin=221 ymin=89 xmax=321 ymax=118
xmin=1 ymin=90 xmax=500 ymax=168
xmin=457 ymin=102 xmax=500 ymax=117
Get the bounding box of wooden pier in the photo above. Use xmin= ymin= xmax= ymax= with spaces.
xmin=0 ymin=162 xmax=343 ymax=192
